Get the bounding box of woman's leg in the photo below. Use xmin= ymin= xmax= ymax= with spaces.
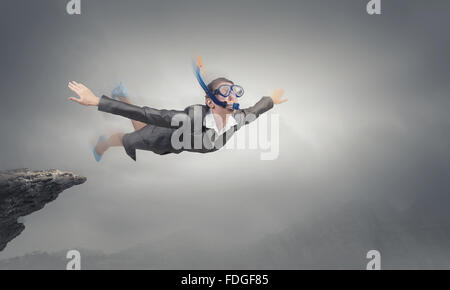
xmin=95 ymin=124 xmax=179 ymax=161
xmin=116 ymin=97 xmax=147 ymax=131
xmin=95 ymin=132 xmax=125 ymax=155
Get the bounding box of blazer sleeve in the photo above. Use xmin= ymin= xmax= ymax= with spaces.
xmin=234 ymin=96 xmax=274 ymax=126
xmin=97 ymin=95 xmax=188 ymax=128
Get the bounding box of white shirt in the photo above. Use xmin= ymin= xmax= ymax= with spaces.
xmin=204 ymin=109 xmax=238 ymax=138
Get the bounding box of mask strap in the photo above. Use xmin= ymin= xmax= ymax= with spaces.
xmin=193 ymin=59 xmax=239 ymax=110
xmin=193 ymin=62 xmax=227 ymax=108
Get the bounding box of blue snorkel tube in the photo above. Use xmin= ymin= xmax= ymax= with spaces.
xmin=193 ymin=59 xmax=240 ymax=110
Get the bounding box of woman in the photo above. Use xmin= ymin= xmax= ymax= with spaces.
xmin=68 ymin=60 xmax=288 ymax=161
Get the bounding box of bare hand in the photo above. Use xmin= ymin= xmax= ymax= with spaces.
xmin=68 ymin=81 xmax=100 ymax=106
xmin=271 ymin=88 xmax=288 ymax=105
xmin=197 ymin=55 xmax=203 ymax=68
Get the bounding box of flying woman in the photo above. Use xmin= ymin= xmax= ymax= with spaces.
xmin=68 ymin=57 xmax=288 ymax=161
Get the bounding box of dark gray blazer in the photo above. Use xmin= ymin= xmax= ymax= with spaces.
xmin=97 ymin=95 xmax=274 ymax=161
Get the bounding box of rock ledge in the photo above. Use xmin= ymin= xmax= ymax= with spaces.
xmin=0 ymin=168 xmax=86 ymax=251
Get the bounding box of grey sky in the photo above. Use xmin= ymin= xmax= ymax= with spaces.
xmin=0 ymin=0 xmax=449 ymax=268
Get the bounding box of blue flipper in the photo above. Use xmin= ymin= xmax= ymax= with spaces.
xmin=93 ymin=135 xmax=107 ymax=162
xmin=111 ymin=82 xmax=130 ymax=101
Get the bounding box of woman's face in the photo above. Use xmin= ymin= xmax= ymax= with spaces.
xmin=207 ymin=81 xmax=238 ymax=113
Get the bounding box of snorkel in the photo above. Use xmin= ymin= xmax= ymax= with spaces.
xmin=193 ymin=56 xmax=240 ymax=110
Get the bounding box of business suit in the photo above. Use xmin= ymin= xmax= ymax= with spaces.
xmin=97 ymin=95 xmax=274 ymax=161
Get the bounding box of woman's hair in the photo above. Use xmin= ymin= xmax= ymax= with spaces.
xmin=205 ymin=77 xmax=234 ymax=100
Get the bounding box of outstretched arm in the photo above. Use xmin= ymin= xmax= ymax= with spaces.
xmin=68 ymin=81 xmax=187 ymax=128
xmin=68 ymin=81 xmax=100 ymax=106
xmin=270 ymin=88 xmax=288 ymax=105
xmin=235 ymin=88 xmax=288 ymax=126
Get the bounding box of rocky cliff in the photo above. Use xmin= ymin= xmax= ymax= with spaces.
xmin=0 ymin=168 xmax=86 ymax=251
